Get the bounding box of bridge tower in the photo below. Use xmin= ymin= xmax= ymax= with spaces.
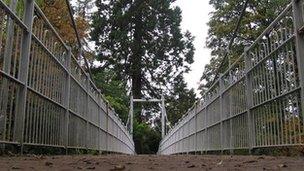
xmin=127 ymin=93 xmax=169 ymax=138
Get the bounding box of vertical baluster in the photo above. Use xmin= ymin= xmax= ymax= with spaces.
xmin=14 ymin=0 xmax=34 ymax=153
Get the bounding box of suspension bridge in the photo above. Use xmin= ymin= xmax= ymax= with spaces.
xmin=0 ymin=0 xmax=304 ymax=161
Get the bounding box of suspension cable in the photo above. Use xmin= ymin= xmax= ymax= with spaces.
xmin=208 ymin=0 xmax=250 ymax=88
xmin=65 ymin=0 xmax=93 ymax=79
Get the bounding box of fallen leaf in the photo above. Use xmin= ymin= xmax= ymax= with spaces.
xmin=217 ymin=160 xmax=223 ymax=165
xmin=278 ymin=164 xmax=287 ymax=168
xmin=187 ymin=164 xmax=195 ymax=168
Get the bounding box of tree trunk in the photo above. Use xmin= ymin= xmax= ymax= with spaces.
xmin=131 ymin=1 xmax=143 ymax=122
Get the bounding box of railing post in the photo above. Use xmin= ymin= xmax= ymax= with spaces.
xmin=14 ymin=0 xmax=34 ymax=154
xmin=219 ymin=75 xmax=224 ymax=154
xmin=130 ymin=95 xmax=133 ymax=136
xmin=229 ymin=72 xmax=234 ymax=154
xmin=85 ymin=74 xmax=90 ymax=152
xmin=97 ymin=90 xmax=102 ymax=154
xmin=63 ymin=47 xmax=71 ymax=154
xmin=194 ymin=102 xmax=198 ymax=154
xmin=106 ymin=102 xmax=109 ymax=154
xmin=205 ymin=108 xmax=209 ymax=154
xmin=244 ymin=47 xmax=254 ymax=154
xmin=292 ymin=0 xmax=304 ymax=127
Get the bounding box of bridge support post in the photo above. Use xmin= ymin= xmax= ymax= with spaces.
xmin=14 ymin=0 xmax=35 ymax=154
xmin=64 ymin=47 xmax=72 ymax=154
xmin=293 ymin=0 xmax=304 ymax=131
xmin=161 ymin=94 xmax=165 ymax=139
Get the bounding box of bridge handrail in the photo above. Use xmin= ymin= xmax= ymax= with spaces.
xmin=159 ymin=0 xmax=304 ymax=154
xmin=0 ymin=0 xmax=134 ymax=154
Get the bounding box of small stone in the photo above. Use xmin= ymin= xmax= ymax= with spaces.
xmin=110 ymin=165 xmax=126 ymax=170
xmin=77 ymin=166 xmax=82 ymax=170
xmin=185 ymin=161 xmax=190 ymax=164
xmin=45 ymin=162 xmax=53 ymax=166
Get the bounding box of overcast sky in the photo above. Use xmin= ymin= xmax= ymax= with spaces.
xmin=174 ymin=0 xmax=213 ymax=94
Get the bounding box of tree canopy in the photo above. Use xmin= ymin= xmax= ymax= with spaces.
xmin=199 ymin=0 xmax=290 ymax=94
xmin=91 ymin=0 xmax=195 ymax=100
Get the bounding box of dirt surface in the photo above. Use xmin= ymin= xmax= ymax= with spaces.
xmin=0 ymin=154 xmax=303 ymax=170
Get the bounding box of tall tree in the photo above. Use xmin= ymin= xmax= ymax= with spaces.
xmin=199 ymin=0 xmax=290 ymax=94
xmin=91 ymin=0 xmax=195 ymax=103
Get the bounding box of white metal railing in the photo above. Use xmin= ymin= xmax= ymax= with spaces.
xmin=159 ymin=0 xmax=304 ymax=155
xmin=0 ymin=0 xmax=134 ymax=154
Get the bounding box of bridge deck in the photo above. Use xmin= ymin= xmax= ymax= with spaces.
xmin=0 ymin=154 xmax=303 ymax=170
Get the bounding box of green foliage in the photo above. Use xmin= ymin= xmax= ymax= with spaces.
xmin=133 ymin=121 xmax=161 ymax=154
xmin=91 ymin=68 xmax=129 ymax=123
xmin=199 ymin=0 xmax=290 ymax=94
xmin=166 ymin=75 xmax=197 ymax=125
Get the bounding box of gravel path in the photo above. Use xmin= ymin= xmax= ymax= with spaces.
xmin=0 ymin=154 xmax=303 ymax=170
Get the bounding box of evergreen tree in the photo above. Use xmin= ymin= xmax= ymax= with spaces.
xmin=90 ymin=0 xmax=195 ymax=103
